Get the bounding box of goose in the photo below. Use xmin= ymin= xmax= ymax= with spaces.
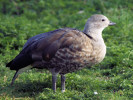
xmin=6 ymin=14 xmax=115 ymax=92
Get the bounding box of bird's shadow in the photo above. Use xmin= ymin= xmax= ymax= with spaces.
xmin=0 ymin=80 xmax=52 ymax=98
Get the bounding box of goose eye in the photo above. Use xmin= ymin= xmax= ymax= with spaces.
xmin=102 ymin=19 xmax=105 ymax=21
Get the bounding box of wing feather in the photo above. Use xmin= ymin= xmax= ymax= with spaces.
xmin=6 ymin=28 xmax=90 ymax=70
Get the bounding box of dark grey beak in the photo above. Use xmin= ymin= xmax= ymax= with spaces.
xmin=109 ymin=21 xmax=116 ymax=26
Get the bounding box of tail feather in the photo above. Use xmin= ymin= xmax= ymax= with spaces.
xmin=6 ymin=60 xmax=13 ymax=67
xmin=6 ymin=54 xmax=33 ymax=70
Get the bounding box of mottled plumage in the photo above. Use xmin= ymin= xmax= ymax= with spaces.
xmin=6 ymin=14 xmax=115 ymax=92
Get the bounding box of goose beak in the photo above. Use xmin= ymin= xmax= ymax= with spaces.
xmin=109 ymin=21 xmax=116 ymax=26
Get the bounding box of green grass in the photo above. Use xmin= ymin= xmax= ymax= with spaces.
xmin=0 ymin=0 xmax=133 ymax=99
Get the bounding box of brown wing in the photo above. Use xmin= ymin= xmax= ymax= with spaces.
xmin=7 ymin=28 xmax=92 ymax=70
xmin=31 ymin=28 xmax=84 ymax=62
xmin=6 ymin=29 xmax=65 ymax=70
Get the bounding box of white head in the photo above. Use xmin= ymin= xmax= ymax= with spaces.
xmin=83 ymin=14 xmax=116 ymax=35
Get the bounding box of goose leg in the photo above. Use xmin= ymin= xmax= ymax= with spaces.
xmin=10 ymin=66 xmax=32 ymax=85
xmin=52 ymin=74 xmax=57 ymax=92
xmin=61 ymin=74 xmax=65 ymax=92
xmin=11 ymin=71 xmax=19 ymax=85
xmin=50 ymin=68 xmax=59 ymax=92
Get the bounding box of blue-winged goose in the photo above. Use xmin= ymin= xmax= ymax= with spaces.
xmin=6 ymin=14 xmax=115 ymax=92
